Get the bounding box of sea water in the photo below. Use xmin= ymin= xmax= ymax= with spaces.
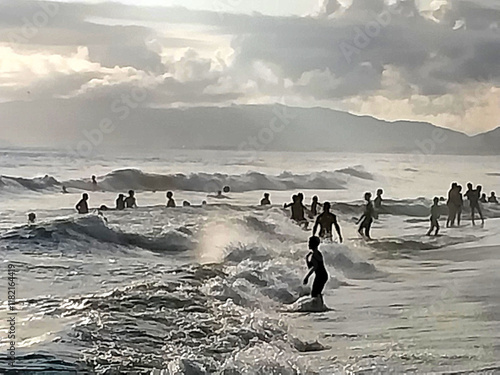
xmin=0 ymin=148 xmax=499 ymax=374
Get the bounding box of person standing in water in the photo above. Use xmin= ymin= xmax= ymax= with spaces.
xmin=76 ymin=193 xmax=89 ymax=214
xmin=303 ymin=236 xmax=328 ymax=305
xmin=166 ymin=191 xmax=176 ymax=207
xmin=284 ymin=193 xmax=309 ymax=229
xmin=374 ymin=189 xmax=383 ymax=209
xmin=373 ymin=189 xmax=383 ymax=219
xmin=427 ymin=197 xmax=440 ymax=236
xmin=446 ymin=182 xmax=459 ymax=227
xmin=357 ymin=192 xmax=374 ymax=239
xmin=125 ymin=190 xmax=137 ymax=208
xmin=312 ymin=202 xmax=343 ymax=243
xmin=310 ymin=196 xmax=322 ymax=217
xmin=465 ymin=183 xmax=485 ymax=226
xmin=260 ymin=193 xmax=271 ymax=206
xmin=91 ymin=175 xmax=98 ymax=191
xmin=115 ymin=194 xmax=125 ymax=210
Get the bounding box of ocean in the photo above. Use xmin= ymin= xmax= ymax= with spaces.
xmin=1 ymin=148 xmax=499 ymax=374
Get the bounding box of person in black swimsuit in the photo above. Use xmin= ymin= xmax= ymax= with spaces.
xmin=303 ymin=236 xmax=328 ymax=304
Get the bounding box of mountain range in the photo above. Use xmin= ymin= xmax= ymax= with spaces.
xmin=1 ymin=101 xmax=498 ymax=154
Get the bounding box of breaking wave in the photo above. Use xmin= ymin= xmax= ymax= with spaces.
xmin=1 ymin=166 xmax=374 ymax=194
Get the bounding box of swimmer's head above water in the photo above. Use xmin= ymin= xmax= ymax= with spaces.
xmin=308 ymin=236 xmax=320 ymax=249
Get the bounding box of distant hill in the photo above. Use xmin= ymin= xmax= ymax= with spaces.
xmin=0 ymin=100 xmax=498 ymax=154
xmin=471 ymin=127 xmax=500 ymax=153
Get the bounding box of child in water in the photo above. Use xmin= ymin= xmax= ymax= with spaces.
xmin=427 ymin=197 xmax=440 ymax=236
xmin=303 ymin=236 xmax=328 ymax=305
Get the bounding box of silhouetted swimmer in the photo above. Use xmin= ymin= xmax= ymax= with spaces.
xmin=125 ymin=190 xmax=137 ymax=208
xmin=427 ymin=197 xmax=440 ymax=236
xmin=480 ymin=193 xmax=487 ymax=203
xmin=182 ymin=200 xmax=191 ymax=207
xmin=313 ymin=202 xmax=343 ymax=242
xmin=76 ymin=193 xmax=89 ymax=214
xmin=166 ymin=191 xmax=176 ymax=207
xmin=357 ymin=192 xmax=374 ymax=240
xmin=310 ymin=196 xmax=322 ymax=217
xmin=488 ymin=192 xmax=498 ymax=204
xmin=201 ymin=200 xmax=207 ymax=206
xmin=374 ymin=189 xmax=384 ymax=219
xmin=260 ymin=193 xmax=271 ymax=206
xmin=374 ymin=189 xmax=383 ymax=209
xmin=465 ymin=183 xmax=474 ymax=203
xmin=446 ymin=182 xmax=459 ymax=228
xmin=28 ymin=212 xmax=36 ymax=224
xmin=99 ymin=205 xmax=109 ymax=211
xmin=62 ymin=185 xmax=68 ymax=194
xmin=116 ymin=194 xmax=125 ymax=210
xmin=303 ymin=236 xmax=328 ymax=305
xmin=91 ymin=175 xmax=97 ymax=190
xmin=284 ymin=193 xmax=309 ymax=229
xmin=465 ymin=184 xmax=484 ymax=226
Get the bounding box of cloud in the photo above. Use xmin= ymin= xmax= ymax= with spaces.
xmin=0 ymin=0 xmax=499 ymax=145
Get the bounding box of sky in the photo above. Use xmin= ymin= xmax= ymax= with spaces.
xmin=1 ymin=0 xmax=500 ymax=147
